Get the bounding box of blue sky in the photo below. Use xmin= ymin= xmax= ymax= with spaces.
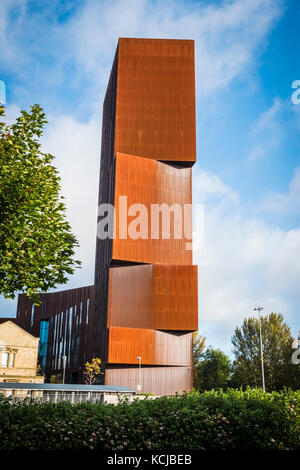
xmin=0 ymin=0 xmax=300 ymax=357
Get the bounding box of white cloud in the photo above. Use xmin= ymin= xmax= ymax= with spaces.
xmin=2 ymin=103 xmax=20 ymax=124
xmin=41 ymin=112 xmax=101 ymax=288
xmin=65 ymin=0 xmax=283 ymax=98
xmin=193 ymin=167 xmax=239 ymax=203
xmin=253 ymin=98 xmax=281 ymax=134
xmin=0 ymin=0 xmax=283 ymax=102
xmin=262 ymin=166 xmax=300 ymax=215
xmin=246 ymin=98 xmax=282 ymax=162
xmin=193 ymin=170 xmax=300 ymax=356
xmin=0 ymin=0 xmax=27 ymax=69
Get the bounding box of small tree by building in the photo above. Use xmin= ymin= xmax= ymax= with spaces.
xmin=50 ymin=374 xmax=63 ymax=384
xmin=83 ymin=358 xmax=103 ymax=385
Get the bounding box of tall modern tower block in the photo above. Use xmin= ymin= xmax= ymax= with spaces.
xmin=16 ymin=38 xmax=198 ymax=395
xmin=94 ymin=38 xmax=198 ymax=395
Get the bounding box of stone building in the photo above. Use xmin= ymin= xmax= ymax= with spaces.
xmin=0 ymin=320 xmax=44 ymax=383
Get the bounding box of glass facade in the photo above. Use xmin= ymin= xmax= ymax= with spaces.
xmin=38 ymin=320 xmax=49 ymax=373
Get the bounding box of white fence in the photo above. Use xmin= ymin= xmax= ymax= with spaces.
xmin=0 ymin=389 xmax=135 ymax=404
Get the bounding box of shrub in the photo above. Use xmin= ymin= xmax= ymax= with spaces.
xmin=0 ymin=388 xmax=299 ymax=450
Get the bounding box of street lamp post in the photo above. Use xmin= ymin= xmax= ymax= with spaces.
xmin=137 ymin=356 xmax=142 ymax=393
xmin=254 ymin=306 xmax=265 ymax=392
xmin=62 ymin=355 xmax=67 ymax=384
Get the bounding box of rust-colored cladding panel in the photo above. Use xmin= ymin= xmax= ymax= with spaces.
xmin=115 ymin=38 xmax=196 ymax=162
xmin=107 ymin=264 xmax=198 ymax=331
xmin=106 ymin=365 xmax=192 ymax=396
xmin=112 ymin=153 xmax=193 ymax=265
xmin=108 ymin=327 xmax=193 ymax=366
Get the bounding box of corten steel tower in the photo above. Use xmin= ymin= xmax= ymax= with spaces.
xmin=94 ymin=38 xmax=198 ymax=395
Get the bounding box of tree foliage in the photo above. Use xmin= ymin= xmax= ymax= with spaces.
xmin=0 ymin=104 xmax=80 ymax=302
xmin=192 ymin=331 xmax=206 ymax=389
xmin=193 ymin=333 xmax=231 ymax=391
xmin=195 ymin=347 xmax=232 ymax=391
xmin=193 ymin=331 xmax=206 ymax=364
xmin=231 ymin=312 xmax=300 ymax=391
xmin=83 ymin=358 xmax=104 ymax=385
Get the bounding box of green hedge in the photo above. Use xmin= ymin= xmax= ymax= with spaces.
xmin=0 ymin=388 xmax=299 ymax=450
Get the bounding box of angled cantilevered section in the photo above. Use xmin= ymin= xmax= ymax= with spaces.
xmin=107 ymin=264 xmax=198 ymax=331
xmin=94 ymin=38 xmax=198 ymax=395
xmin=113 ymin=152 xmax=193 ymax=265
xmin=107 ymin=327 xmax=193 ymax=366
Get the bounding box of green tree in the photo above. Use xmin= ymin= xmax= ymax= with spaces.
xmin=196 ymin=347 xmax=232 ymax=391
xmin=0 ymin=104 xmax=80 ymax=302
xmin=193 ymin=331 xmax=206 ymax=363
xmin=231 ymin=312 xmax=300 ymax=391
xmin=192 ymin=331 xmax=206 ymax=389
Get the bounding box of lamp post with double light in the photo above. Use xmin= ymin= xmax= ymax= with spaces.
xmin=62 ymin=355 xmax=67 ymax=384
xmin=137 ymin=356 xmax=142 ymax=393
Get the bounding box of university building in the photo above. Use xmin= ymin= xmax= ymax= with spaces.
xmin=0 ymin=319 xmax=44 ymax=384
xmin=16 ymin=38 xmax=198 ymax=395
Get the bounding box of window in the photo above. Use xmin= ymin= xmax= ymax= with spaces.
xmin=9 ymin=353 xmax=15 ymax=368
xmin=1 ymin=352 xmax=9 ymax=367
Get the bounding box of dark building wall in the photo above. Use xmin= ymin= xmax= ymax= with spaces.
xmin=93 ymin=45 xmax=119 ymax=362
xmin=17 ymin=286 xmax=94 ymax=383
xmin=0 ymin=318 xmax=21 ymax=326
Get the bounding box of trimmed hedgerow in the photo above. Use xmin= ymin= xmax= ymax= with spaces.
xmin=0 ymin=388 xmax=299 ymax=450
